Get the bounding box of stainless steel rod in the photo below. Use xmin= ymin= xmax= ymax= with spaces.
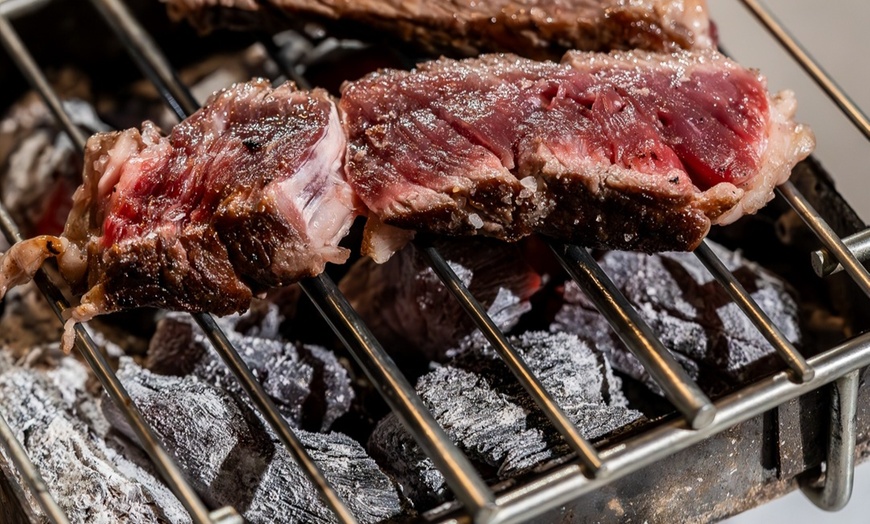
xmin=301 ymin=275 xmax=498 ymax=520
xmin=438 ymin=330 xmax=870 ymax=524
xmin=739 ymin=0 xmax=870 ymax=142
xmin=418 ymin=243 xmax=605 ymax=476
xmin=88 ymin=2 xmax=363 ymax=521
xmin=694 ymin=241 xmax=814 ymax=383
xmin=0 ymin=15 xmax=220 ymax=524
xmin=549 ymin=240 xmax=716 ymax=429
xmin=777 ymin=181 xmax=870 ymax=297
xmin=800 ymin=369 xmax=859 ymax=511
xmin=88 ymin=0 xmax=198 ymax=121
xmin=193 ymin=313 xmax=359 ymax=524
xmin=0 ymin=0 xmax=53 ymax=19
xmin=0 ymin=411 xmax=69 ymax=524
xmin=811 ymin=228 xmax=870 ymax=277
xmin=90 ymin=0 xmax=496 ymax=519
xmin=0 ymin=14 xmax=87 ymax=151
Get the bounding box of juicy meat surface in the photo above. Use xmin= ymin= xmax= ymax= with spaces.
xmin=163 ymin=0 xmax=714 ymax=60
xmin=0 ymin=80 xmax=356 ymax=348
xmin=341 ymin=49 xmax=814 ymax=254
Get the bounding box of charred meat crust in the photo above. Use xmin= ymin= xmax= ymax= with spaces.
xmin=164 ymin=0 xmax=714 ymax=60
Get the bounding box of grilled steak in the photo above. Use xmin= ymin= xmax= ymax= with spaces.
xmin=368 ymin=331 xmax=641 ymax=508
xmin=163 ymin=0 xmax=714 ymax=60
xmin=0 ymin=51 xmax=813 ymax=342
xmin=551 ymin=241 xmax=801 ymax=394
xmin=342 ymin=49 xmax=814 ymax=257
xmin=0 ymin=80 xmax=356 ymax=349
xmin=338 ymin=238 xmax=542 ymax=361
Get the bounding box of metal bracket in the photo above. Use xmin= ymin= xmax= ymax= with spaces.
xmin=800 ymin=369 xmax=860 ymax=511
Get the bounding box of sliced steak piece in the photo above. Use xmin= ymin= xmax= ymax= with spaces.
xmin=105 ymin=359 xmax=402 ymax=524
xmin=147 ymin=313 xmax=354 ymax=432
xmin=0 ymin=79 xmax=356 ymax=349
xmin=163 ymin=0 xmax=714 ymax=60
xmin=338 ymin=238 xmax=542 ymax=362
xmin=341 ymin=49 xmax=814 ymax=257
xmin=551 ymin=241 xmax=802 ymax=395
xmin=368 ymin=331 xmax=641 ymax=508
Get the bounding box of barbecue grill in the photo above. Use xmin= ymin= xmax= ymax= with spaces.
xmin=0 ymin=1 xmax=868 ymax=522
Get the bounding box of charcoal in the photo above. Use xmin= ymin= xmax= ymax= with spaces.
xmin=148 ymin=313 xmax=353 ymax=432
xmin=368 ymin=331 xmax=641 ymax=507
xmin=0 ymin=93 xmax=108 ymax=236
xmin=105 ymin=360 xmax=402 ymax=524
xmin=0 ymin=352 xmax=190 ymax=524
xmin=552 ymin=241 xmax=802 ymax=395
xmin=339 ymin=238 xmax=541 ymax=362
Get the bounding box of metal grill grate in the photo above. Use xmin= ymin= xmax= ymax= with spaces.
xmin=0 ymin=0 xmax=868 ymax=522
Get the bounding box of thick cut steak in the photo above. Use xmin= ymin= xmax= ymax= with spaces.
xmin=162 ymin=0 xmax=714 ymax=60
xmin=341 ymin=49 xmax=814 ymax=256
xmin=0 ymin=80 xmax=356 ymax=348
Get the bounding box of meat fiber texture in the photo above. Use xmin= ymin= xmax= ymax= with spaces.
xmin=338 ymin=238 xmax=542 ymax=361
xmin=162 ymin=0 xmax=714 ymax=60
xmin=551 ymin=240 xmax=801 ymax=395
xmin=342 ymin=49 xmax=815 ymax=259
xmin=368 ymin=331 xmax=641 ymax=508
xmin=4 ymin=79 xmax=355 ymax=351
xmin=0 ymin=351 xmax=191 ymax=524
xmin=105 ymin=359 xmax=403 ymax=524
xmin=147 ymin=312 xmax=354 ymax=431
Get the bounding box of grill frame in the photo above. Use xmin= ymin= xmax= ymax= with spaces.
xmin=0 ymin=0 xmax=868 ymax=522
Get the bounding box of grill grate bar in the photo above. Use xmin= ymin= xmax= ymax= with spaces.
xmin=739 ymin=0 xmax=870 ymax=141
xmin=0 ymin=13 xmax=225 ymax=524
xmin=478 ymin=330 xmax=870 ymax=524
xmin=549 ymin=240 xmax=716 ymax=429
xmin=693 ymin=240 xmax=814 ymax=382
xmin=0 ymin=380 xmax=68 ymax=524
xmin=192 ymin=313 xmax=360 ymax=524
xmin=418 ymin=241 xmax=605 ymax=476
xmin=777 ymin=181 xmax=870 ymax=297
xmin=89 ymin=0 xmax=498 ymax=518
xmin=300 ymin=275 xmax=498 ymax=518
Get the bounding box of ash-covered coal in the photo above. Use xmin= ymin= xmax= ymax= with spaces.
xmin=0 ymin=351 xmax=191 ymax=524
xmin=148 ymin=312 xmax=352 ymax=432
xmin=0 ymin=86 xmax=108 ymax=237
xmin=368 ymin=331 xmax=641 ymax=508
xmin=105 ymin=360 xmax=402 ymax=524
xmin=552 ymin=241 xmax=802 ymax=395
xmin=339 ymin=238 xmax=542 ymax=362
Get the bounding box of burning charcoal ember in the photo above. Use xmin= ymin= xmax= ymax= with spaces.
xmin=163 ymin=0 xmax=715 ymax=60
xmin=368 ymin=331 xmax=641 ymax=507
xmin=0 ymin=284 xmax=63 ymax=353
xmin=0 ymin=352 xmax=191 ymax=524
xmin=105 ymin=360 xmax=402 ymax=523
xmin=551 ymin=241 xmax=802 ymax=394
xmin=148 ymin=314 xmax=353 ymax=431
xmin=342 ymin=50 xmax=814 ymax=259
xmin=339 ymin=238 xmax=542 ymax=361
xmin=0 ymin=93 xmax=108 ymax=236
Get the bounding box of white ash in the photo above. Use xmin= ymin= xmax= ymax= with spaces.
xmin=106 ymin=360 xmax=403 ymax=524
xmin=368 ymin=331 xmax=641 ymax=508
xmin=148 ymin=313 xmax=353 ymax=431
xmin=552 ymin=240 xmax=802 ymax=395
xmin=0 ymin=351 xmax=190 ymax=524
